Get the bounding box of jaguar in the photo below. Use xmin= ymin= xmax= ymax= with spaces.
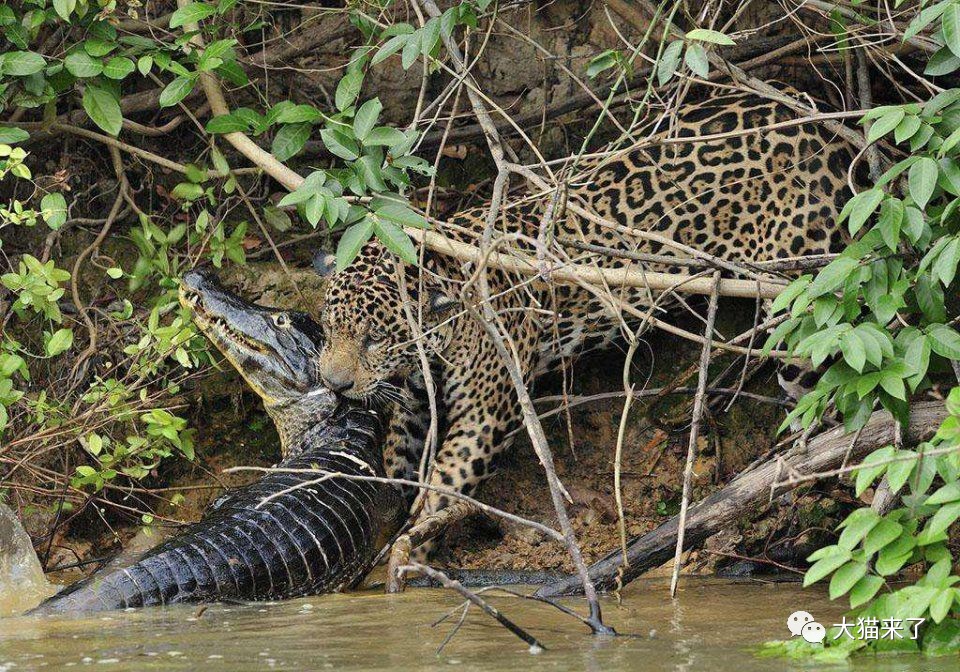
xmin=313 ymin=86 xmax=858 ymax=551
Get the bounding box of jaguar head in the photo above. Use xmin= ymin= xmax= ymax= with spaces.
xmin=315 ymin=244 xmax=456 ymax=401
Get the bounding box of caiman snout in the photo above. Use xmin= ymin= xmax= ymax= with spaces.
xmin=179 ymin=268 xmax=216 ymax=310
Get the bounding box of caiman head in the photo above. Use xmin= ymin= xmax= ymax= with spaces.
xmin=178 ymin=269 xmax=334 ymax=450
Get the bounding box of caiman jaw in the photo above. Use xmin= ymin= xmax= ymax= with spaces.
xmin=179 ymin=286 xmax=268 ymax=356
xmin=178 ymin=284 xmax=276 ymax=403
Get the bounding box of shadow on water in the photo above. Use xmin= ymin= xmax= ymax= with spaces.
xmin=1 ymin=578 xmax=956 ymax=671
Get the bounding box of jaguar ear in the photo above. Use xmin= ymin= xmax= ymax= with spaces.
xmin=313 ymin=252 xmax=337 ymax=277
xmin=426 ymin=288 xmax=458 ymax=317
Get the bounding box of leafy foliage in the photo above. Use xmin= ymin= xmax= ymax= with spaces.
xmin=0 ymin=0 xmax=496 ymax=530
xmin=762 ymin=1 xmax=960 ymax=658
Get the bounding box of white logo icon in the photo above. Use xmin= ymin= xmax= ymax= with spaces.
xmin=787 ymin=610 xmax=815 ymax=636
xmin=801 ymin=621 xmax=826 ymax=644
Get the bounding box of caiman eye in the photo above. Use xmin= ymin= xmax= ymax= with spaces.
xmin=272 ymin=313 xmax=291 ymax=328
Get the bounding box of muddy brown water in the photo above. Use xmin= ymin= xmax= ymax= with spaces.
xmin=0 ymin=578 xmax=955 ymax=671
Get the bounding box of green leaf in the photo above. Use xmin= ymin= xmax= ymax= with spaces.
xmin=205 ymin=37 xmax=236 ymax=58
xmin=685 ymin=28 xmax=735 ymax=45
xmin=107 ymin=267 xmax=123 ymax=279
xmin=419 ymin=17 xmax=442 ymax=56
xmin=171 ymin=182 xmax=203 ymax=201
xmin=945 ymin=4 xmax=960 ymax=58
xmin=683 ymin=43 xmax=709 ymax=78
xmin=363 ymin=127 xmax=407 ymax=147
xmin=867 ymin=108 xmax=905 ymax=143
xmin=894 ymin=114 xmax=922 ymax=143
xmin=336 ymin=219 xmax=375 ymax=271
xmin=376 ymin=204 xmax=428 ymax=229
xmin=137 ymin=55 xmax=153 ymax=76
xmin=373 ymin=218 xmax=418 ymax=264
xmin=372 ymin=34 xmax=410 ymax=66
xmin=848 ymin=574 xmax=884 ymax=609
xmin=46 ymin=328 xmax=73 ymax=356
xmin=905 ymin=2 xmax=950 ymax=41
xmin=854 ymin=446 xmax=896 ymax=496
xmin=41 ymin=192 xmax=67 ymax=230
xmin=804 ymin=547 xmax=852 ymax=586
xmin=0 ymin=127 xmax=29 ymax=144
xmin=587 ymin=49 xmax=620 ymax=78
xmin=928 ymin=324 xmax=960 ymax=359
xmin=82 ymin=85 xmax=123 ymax=136
xmin=320 ymin=129 xmax=359 ymax=161
xmin=879 ymin=373 xmax=906 ymax=400
xmin=53 ymin=0 xmax=77 ymax=21
xmin=205 ymin=114 xmax=249 ymax=133
xmin=875 ymin=547 xmax=913 ymax=576
xmin=863 ymin=518 xmax=904 ymax=556
xmin=840 ymin=330 xmax=866 ymax=372
xmin=925 ymin=46 xmax=960 ymax=76
xmin=169 ymin=2 xmax=216 ymax=29
xmin=401 ymin=30 xmax=423 ymax=69
xmin=103 ymin=56 xmax=135 ymax=80
xmin=885 ymin=452 xmax=917 ymax=493
xmin=916 ymin=275 xmax=947 ymax=322
xmin=273 ymin=104 xmax=322 ymax=124
xmin=922 ymin=619 xmax=960 ymax=655
xmin=335 ymin=68 xmax=364 ymax=111
xmin=158 ymin=76 xmax=195 ymax=108
xmin=927 ymin=481 xmax=960 ymax=505
xmin=903 ymin=205 xmax=926 ymax=243
xmin=271 ymin=123 xmax=311 ymax=161
xmin=807 ymin=256 xmax=859 ymax=298
xmin=909 ymin=157 xmax=939 ymax=209
xmin=83 ymin=38 xmax=116 ymax=58
xmin=940 ymin=125 xmax=960 ymax=156
xmin=829 ymin=561 xmax=867 ymax=599
xmin=878 ymin=197 xmax=903 ymax=251
xmin=657 ymin=40 xmax=684 ymax=85
xmin=304 ymin=194 xmax=324 ymax=226
xmin=357 ymin=154 xmax=387 ymax=192
xmin=353 ymin=98 xmax=383 ymax=142
xmin=839 ymin=188 xmax=884 ymax=234
xmin=64 ymin=51 xmax=103 ymax=78
xmin=263 ymin=205 xmax=292 ymax=232
xmin=1 ymin=51 xmax=46 ymax=76
xmin=838 ymin=508 xmax=881 ymax=550
xmin=924 ymin=501 xmax=960 ymax=538
xmin=933 ymin=237 xmax=960 ymax=286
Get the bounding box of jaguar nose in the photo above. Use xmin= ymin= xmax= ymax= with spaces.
xmin=322 ymin=374 xmax=354 ymax=394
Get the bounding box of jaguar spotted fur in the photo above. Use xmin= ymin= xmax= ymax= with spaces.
xmin=313 ymin=86 xmax=858 ymax=550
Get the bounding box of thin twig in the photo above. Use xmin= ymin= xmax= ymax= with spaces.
xmin=670 ymin=272 xmax=720 ymax=597
xmin=401 ymin=563 xmax=547 ymax=652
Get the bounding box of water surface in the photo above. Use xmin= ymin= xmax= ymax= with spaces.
xmin=0 ymin=578 xmax=954 ymax=671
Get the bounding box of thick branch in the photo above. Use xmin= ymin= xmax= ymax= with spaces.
xmin=536 ymin=400 xmax=947 ymax=597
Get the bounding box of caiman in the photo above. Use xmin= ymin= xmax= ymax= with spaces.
xmin=32 ymin=269 xmax=403 ymax=614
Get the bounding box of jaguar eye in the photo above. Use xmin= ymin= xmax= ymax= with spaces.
xmin=272 ymin=313 xmax=290 ymax=328
xmin=365 ymin=330 xmax=385 ymax=348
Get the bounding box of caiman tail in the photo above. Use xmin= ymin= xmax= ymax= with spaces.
xmin=32 ymin=269 xmax=402 ymax=614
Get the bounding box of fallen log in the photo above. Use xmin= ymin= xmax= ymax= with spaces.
xmin=535 ymin=400 xmax=948 ymax=597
